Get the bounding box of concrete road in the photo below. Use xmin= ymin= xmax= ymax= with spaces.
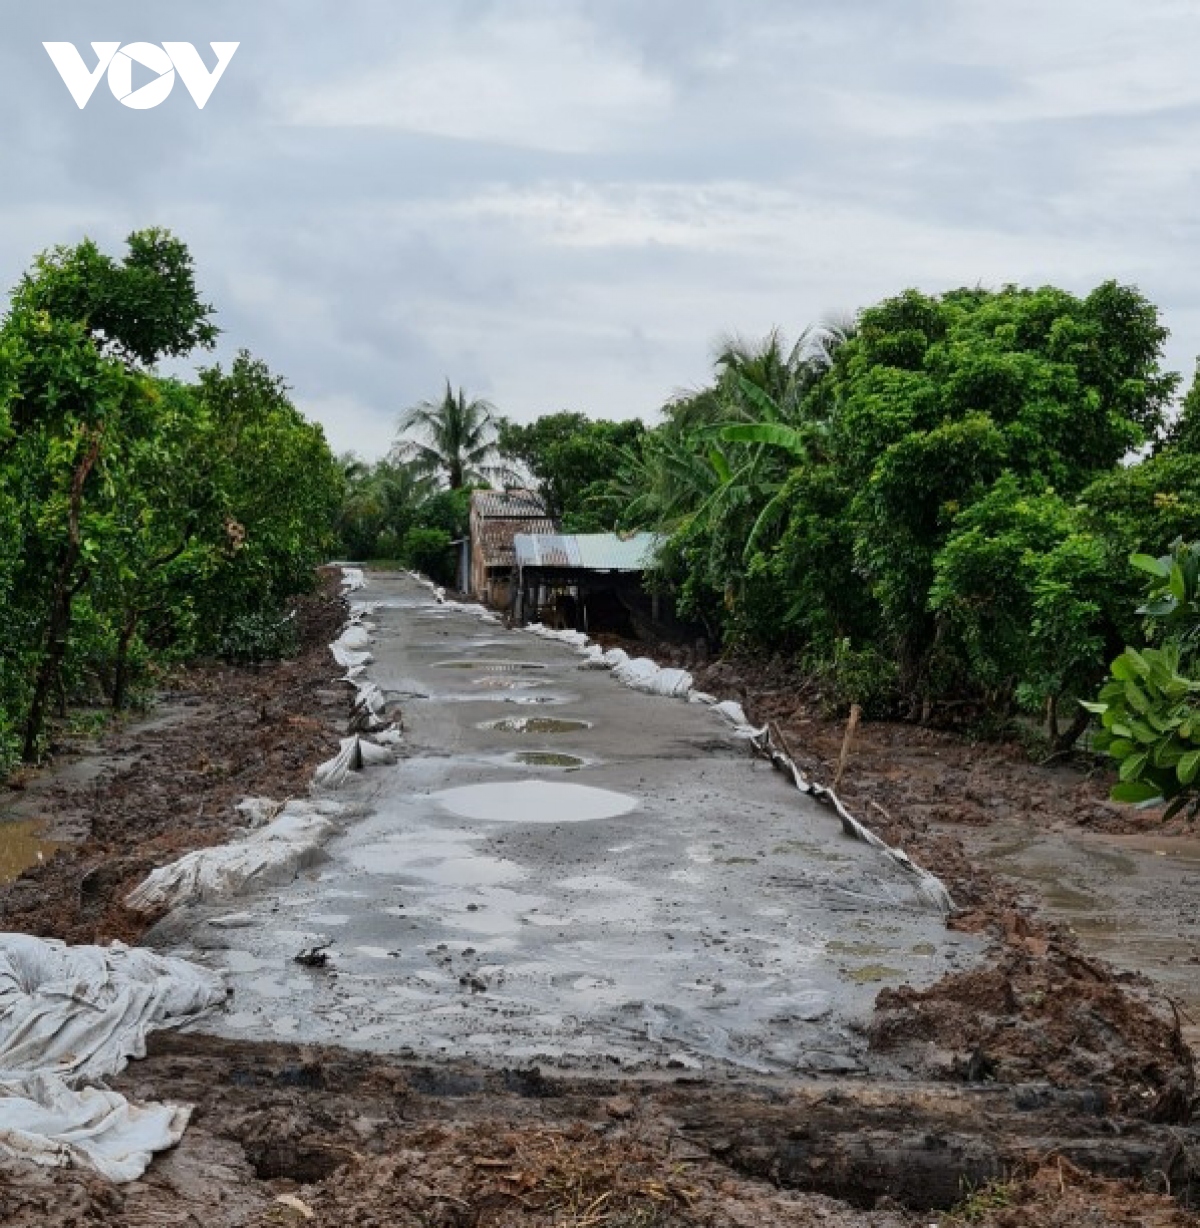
xmin=156 ymin=571 xmax=981 ymax=1075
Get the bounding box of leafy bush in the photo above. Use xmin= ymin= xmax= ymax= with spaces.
xmin=1086 ymin=542 xmax=1200 ymax=818
xmin=218 ymin=611 xmax=300 ymax=665
xmin=0 ymin=231 xmax=343 ymax=763
xmin=401 ymin=526 xmax=455 ymax=585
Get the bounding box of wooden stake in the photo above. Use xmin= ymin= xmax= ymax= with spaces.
xmin=833 ymin=703 xmax=862 ymax=790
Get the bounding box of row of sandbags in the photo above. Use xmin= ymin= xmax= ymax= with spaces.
xmin=523 ymin=622 xmax=954 ymax=915
xmin=0 ymin=570 xmax=395 ymax=1183
xmin=124 ymin=580 xmax=401 ymax=919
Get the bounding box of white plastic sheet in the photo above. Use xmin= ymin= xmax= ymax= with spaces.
xmin=0 ymin=935 xmax=226 ymax=1182
xmin=313 ymin=735 xmax=397 ymax=789
xmin=125 ymin=801 xmax=343 ymax=914
xmin=0 ymin=1074 xmax=191 ymax=1184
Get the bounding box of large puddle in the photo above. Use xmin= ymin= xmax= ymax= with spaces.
xmin=0 ymin=819 xmax=60 ymax=883
xmin=965 ymin=825 xmax=1200 ymax=1041
xmin=434 ymin=780 xmax=637 ymax=824
xmin=480 ymin=717 xmax=592 ymax=734
xmin=471 ymin=676 xmax=546 ymax=690
xmin=508 ymin=752 xmax=588 ymax=770
xmin=435 ymin=661 xmax=548 ymax=672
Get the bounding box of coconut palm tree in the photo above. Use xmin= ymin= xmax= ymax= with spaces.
xmin=393 ymin=383 xmax=501 ymax=489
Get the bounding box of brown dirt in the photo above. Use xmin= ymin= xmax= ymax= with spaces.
xmin=940 ymin=1159 xmax=1195 ymax=1227
xmin=640 ymin=650 xmax=1199 ymax=1120
xmin=2 ymin=602 xmax=1198 ymax=1226
xmin=0 ymin=568 xmax=348 ymax=944
xmin=7 ymin=1032 xmax=1196 ymax=1228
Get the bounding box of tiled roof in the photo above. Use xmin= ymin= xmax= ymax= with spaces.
xmin=470 ymin=489 xmax=548 ymax=519
xmin=476 ymin=516 xmax=558 ymax=568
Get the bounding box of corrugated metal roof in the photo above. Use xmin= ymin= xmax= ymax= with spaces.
xmin=513 ymin=532 xmax=663 ymax=572
xmin=471 ymin=489 xmax=548 ymax=519
xmin=477 ymin=517 xmax=558 ymax=568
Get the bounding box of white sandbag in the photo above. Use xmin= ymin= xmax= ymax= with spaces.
xmin=0 ymin=1074 xmax=192 ymax=1184
xmin=645 ymin=667 xmax=694 ymax=698
xmin=577 ymin=646 xmax=609 ymax=670
xmin=235 ymin=797 xmax=283 ymax=829
xmin=603 ymin=648 xmax=630 ymax=668
xmin=349 ymin=601 xmax=379 ymax=618
xmin=331 ymin=642 xmax=373 ymax=670
xmin=335 ymin=625 xmax=372 ymax=652
xmin=710 ymin=699 xmax=767 ymax=737
xmin=527 ymin=624 xmax=589 ymax=648
xmin=125 ymin=802 xmax=339 ymax=913
xmin=313 ymin=736 xmax=396 ymax=789
xmin=339 ymin=567 xmax=366 ymax=592
xmin=349 ymin=681 xmax=389 ymax=732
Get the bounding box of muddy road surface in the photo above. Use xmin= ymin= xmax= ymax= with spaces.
xmin=151 ymin=571 xmax=981 ymax=1077
xmin=3 ymin=569 xmax=1198 ymax=1226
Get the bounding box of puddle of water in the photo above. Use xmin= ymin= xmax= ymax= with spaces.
xmin=842 ymin=963 xmax=904 ymax=983
xmin=435 ymin=661 xmax=548 ymax=672
xmin=434 ymin=780 xmax=637 ymax=824
xmin=480 ymin=717 xmax=592 ymax=735
xmin=826 ymin=940 xmax=892 ymax=957
xmin=0 ymin=819 xmax=61 ymax=883
xmin=471 ymin=676 xmax=546 ymax=690
xmin=510 ymin=752 xmax=586 ymax=770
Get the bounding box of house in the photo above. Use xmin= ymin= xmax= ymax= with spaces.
xmin=465 ymin=490 xmax=556 ymax=607
xmin=511 ymin=531 xmax=664 ymax=635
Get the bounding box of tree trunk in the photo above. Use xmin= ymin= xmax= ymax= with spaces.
xmin=112 ymin=608 xmax=139 ymax=711
xmin=22 ymin=434 xmax=102 ymax=762
xmin=1052 ymin=700 xmax=1093 ymax=754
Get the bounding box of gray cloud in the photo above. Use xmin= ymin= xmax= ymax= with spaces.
xmin=3 ymin=0 xmax=1200 ymax=457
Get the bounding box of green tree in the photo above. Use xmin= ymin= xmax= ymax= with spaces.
xmin=497 ymin=411 xmax=643 ymax=527
xmin=2 ymin=230 xmax=219 ymax=759
xmin=395 ymin=383 xmax=501 ymax=489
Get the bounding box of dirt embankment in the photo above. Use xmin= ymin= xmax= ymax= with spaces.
xmin=4 ymin=1033 xmax=1196 ymax=1228
xmin=660 ymin=653 xmax=1195 ymax=1122
xmin=0 ymin=568 xmax=348 ymax=945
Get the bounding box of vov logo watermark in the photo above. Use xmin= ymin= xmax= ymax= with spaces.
xmin=43 ymin=42 xmax=239 ymax=110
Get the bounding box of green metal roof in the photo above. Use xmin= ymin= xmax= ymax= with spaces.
xmin=513 ymin=532 xmax=662 ymax=572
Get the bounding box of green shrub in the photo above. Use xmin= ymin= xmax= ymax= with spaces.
xmin=401 ymin=526 xmax=455 ymax=586
xmin=218 ymin=610 xmax=299 ymax=664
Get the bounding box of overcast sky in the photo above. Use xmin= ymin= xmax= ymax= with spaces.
xmin=3 ymin=2 xmax=1200 ymax=457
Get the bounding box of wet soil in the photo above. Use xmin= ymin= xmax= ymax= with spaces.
xmin=666 ymin=653 xmax=1199 ymax=1119
xmin=4 ymin=1031 xmax=1196 ymax=1227
xmin=0 ymin=568 xmax=349 ymax=945
xmin=1 ymin=594 xmax=1198 ymax=1225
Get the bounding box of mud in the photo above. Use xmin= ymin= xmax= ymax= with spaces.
xmin=1 ymin=575 xmax=1197 ymax=1226
xmin=629 ymin=651 xmax=1197 ymax=1115
xmin=153 ymin=572 xmax=976 ymax=1075
xmin=4 ymin=1031 xmax=1195 ymax=1227
xmin=0 ymin=818 xmax=60 ymax=882
xmin=0 ymin=569 xmax=348 ymax=945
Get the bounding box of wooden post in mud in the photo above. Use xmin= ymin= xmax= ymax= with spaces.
xmin=833 ymin=703 xmax=861 ymax=790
